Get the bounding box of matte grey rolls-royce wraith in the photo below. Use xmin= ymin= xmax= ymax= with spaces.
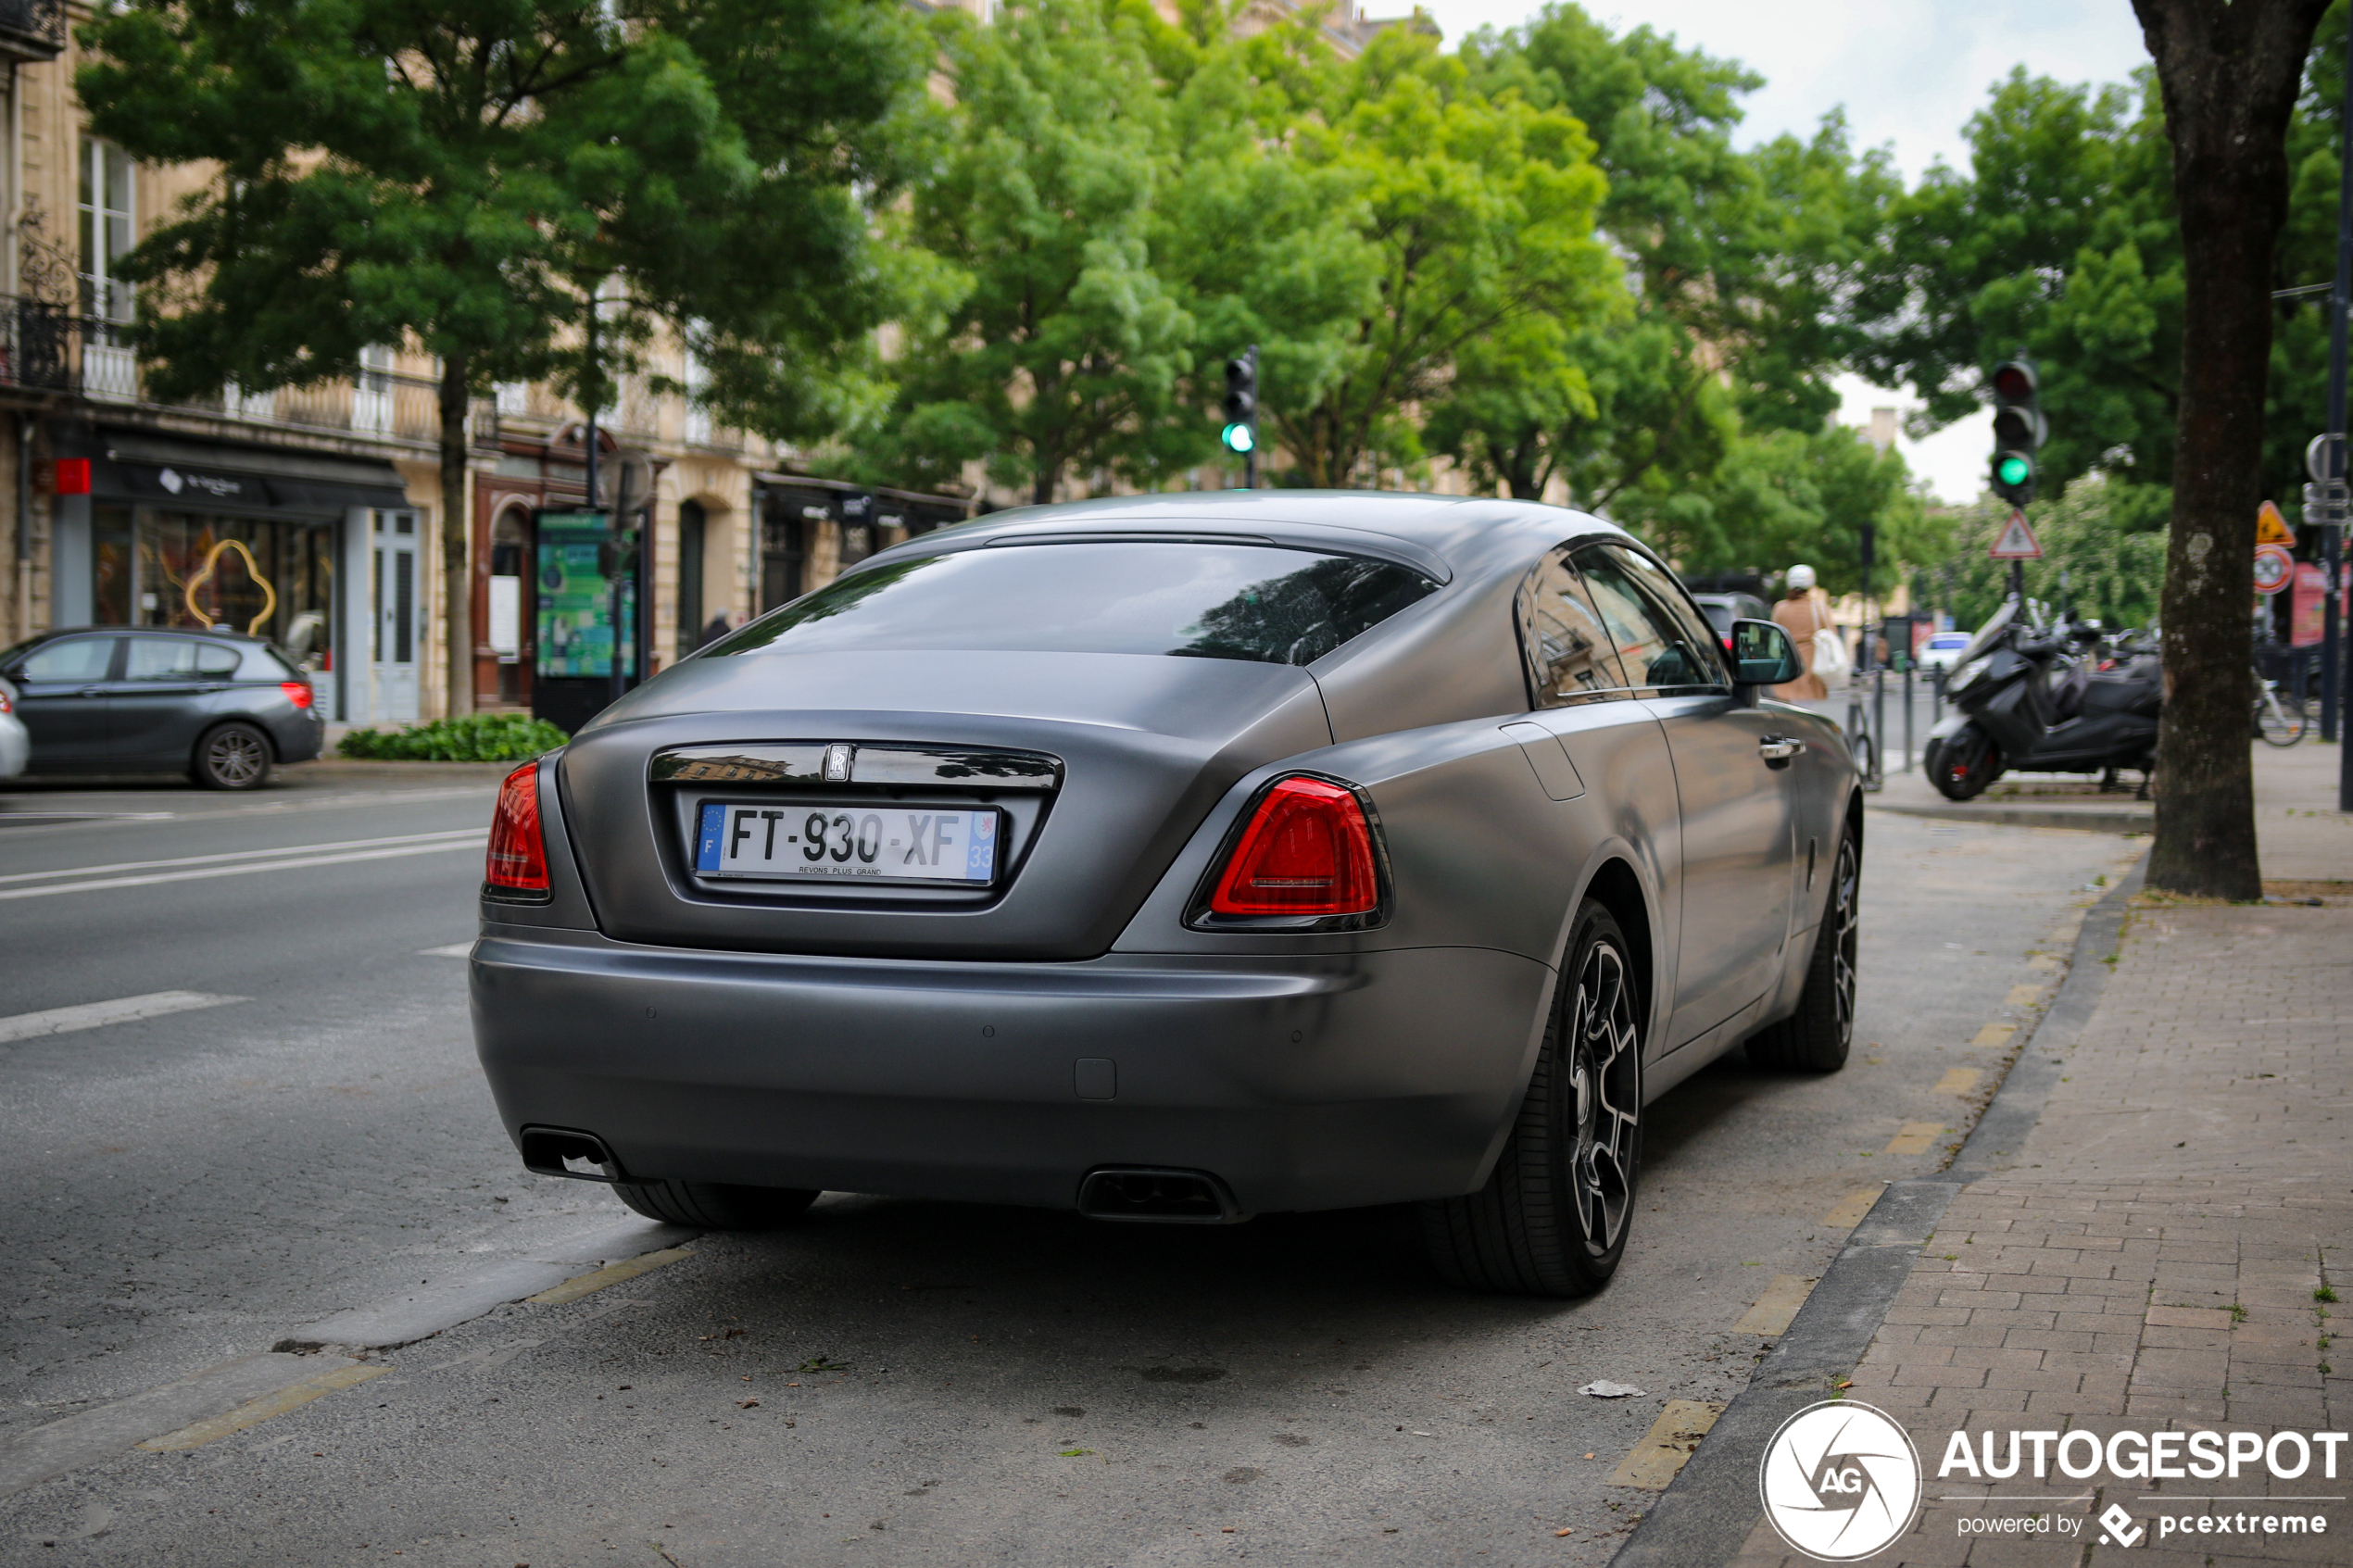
xmin=470 ymin=494 xmax=1858 ymax=1296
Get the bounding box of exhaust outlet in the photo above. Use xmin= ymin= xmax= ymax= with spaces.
xmin=1076 ymin=1166 xmax=1248 ymax=1224
xmin=519 ymin=1125 xmax=623 ymax=1183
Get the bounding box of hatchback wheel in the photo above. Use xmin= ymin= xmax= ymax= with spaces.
xmin=194 ymin=721 xmax=273 ymax=791
xmin=1420 ymin=898 xmax=1642 ymax=1297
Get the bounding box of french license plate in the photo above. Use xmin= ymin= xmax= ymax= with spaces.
xmin=694 ymin=801 xmax=1000 ymax=885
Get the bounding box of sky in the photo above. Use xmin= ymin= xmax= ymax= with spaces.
xmin=1411 ymin=0 xmax=2158 ymax=502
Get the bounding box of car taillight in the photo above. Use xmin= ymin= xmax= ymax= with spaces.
xmin=280 ymin=681 xmax=312 ymax=709
xmin=485 ymin=761 xmax=550 ymax=894
xmin=0 ymin=688 xmax=10 ymax=715
xmin=1207 ymin=776 xmax=1379 ymax=917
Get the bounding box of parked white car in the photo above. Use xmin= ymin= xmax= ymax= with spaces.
xmin=1919 ymin=631 xmax=1973 ymax=671
xmin=0 ymin=675 xmax=26 ymax=778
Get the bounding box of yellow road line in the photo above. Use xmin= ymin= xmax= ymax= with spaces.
xmin=1608 ymin=1400 xmax=1727 ymax=1489
xmin=1934 ymin=1068 xmax=1982 ymax=1096
xmin=136 ymin=1363 xmax=390 ymax=1451
xmin=1969 ymin=1022 xmax=2018 ymax=1047
xmin=1884 ymin=1121 xmax=1944 ymax=1156
xmin=1733 ymin=1275 xmax=1818 ymax=1336
xmin=1821 ymin=1185 xmax=1884 ymax=1228
xmin=527 ymin=1248 xmax=694 ymax=1306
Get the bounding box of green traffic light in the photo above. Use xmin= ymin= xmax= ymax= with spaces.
xmin=1996 ymin=454 xmax=2031 ymax=486
xmin=1221 ymin=421 xmax=1255 ymax=454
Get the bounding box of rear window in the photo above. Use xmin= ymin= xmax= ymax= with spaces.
xmin=702 ymin=543 xmax=1440 ymax=667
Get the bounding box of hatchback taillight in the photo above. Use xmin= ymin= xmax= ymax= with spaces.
xmin=0 ymin=687 xmax=11 ymax=715
xmin=280 ymin=681 xmax=312 ymax=709
xmin=485 ymin=761 xmax=550 ymax=895
xmin=1207 ymin=776 xmax=1380 ymax=917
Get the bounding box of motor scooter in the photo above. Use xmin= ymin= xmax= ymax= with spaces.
xmin=1921 ymin=600 xmax=2161 ymax=801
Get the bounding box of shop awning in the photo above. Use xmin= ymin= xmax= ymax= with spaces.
xmin=58 ymin=425 xmax=416 ymax=516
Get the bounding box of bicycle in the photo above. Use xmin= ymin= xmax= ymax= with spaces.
xmin=1844 ymin=666 xmax=1885 ymax=791
xmin=2255 ymin=672 xmax=2308 ymax=746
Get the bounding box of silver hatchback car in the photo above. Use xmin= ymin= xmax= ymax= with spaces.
xmin=471 ymin=495 xmax=1859 ymax=1296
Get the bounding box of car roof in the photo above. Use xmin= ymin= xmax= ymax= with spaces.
xmin=874 ymin=491 xmax=1632 ymax=585
xmin=33 ymin=625 xmax=266 ymax=643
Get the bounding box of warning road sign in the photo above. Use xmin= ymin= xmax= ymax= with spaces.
xmin=1989 ymin=510 xmax=2043 ymax=559
xmin=2255 ymin=542 xmax=2295 ymax=595
xmin=2258 ymin=499 xmax=2296 ymax=546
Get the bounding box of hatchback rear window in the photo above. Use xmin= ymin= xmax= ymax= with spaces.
xmin=702 ymin=543 xmax=1440 ymax=667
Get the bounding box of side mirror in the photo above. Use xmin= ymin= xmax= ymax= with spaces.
xmin=1730 ymin=619 xmax=1804 ymax=688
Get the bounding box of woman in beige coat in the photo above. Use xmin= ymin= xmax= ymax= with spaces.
xmin=1770 ymin=564 xmax=1831 ymax=702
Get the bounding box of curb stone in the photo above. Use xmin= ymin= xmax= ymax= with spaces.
xmin=1607 ymin=855 xmax=2149 ymax=1568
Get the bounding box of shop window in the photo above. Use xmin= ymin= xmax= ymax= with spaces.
xmin=676 ymin=499 xmax=706 ymax=658
xmin=92 ymin=507 xmax=133 ymax=625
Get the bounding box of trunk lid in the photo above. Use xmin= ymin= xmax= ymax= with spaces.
xmin=558 ymin=649 xmax=1330 ymax=960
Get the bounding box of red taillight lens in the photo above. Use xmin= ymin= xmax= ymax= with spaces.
xmin=280 ymin=681 xmax=312 ymax=709
xmin=1208 ymin=776 xmax=1380 ymax=917
xmin=0 ymin=687 xmax=11 ymax=714
xmin=485 ymin=761 xmax=550 ymax=893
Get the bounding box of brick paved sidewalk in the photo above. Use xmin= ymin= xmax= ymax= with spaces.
xmin=1730 ymin=890 xmax=2353 ymax=1566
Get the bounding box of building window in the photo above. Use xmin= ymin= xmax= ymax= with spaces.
xmin=79 ymin=137 xmax=137 ymax=400
xmin=353 ymin=344 xmax=395 ymax=433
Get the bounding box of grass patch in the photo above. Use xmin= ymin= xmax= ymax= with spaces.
xmin=338 ymin=713 xmax=568 ymax=762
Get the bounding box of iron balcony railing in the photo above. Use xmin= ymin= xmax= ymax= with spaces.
xmin=0 ymin=0 xmax=63 ymax=60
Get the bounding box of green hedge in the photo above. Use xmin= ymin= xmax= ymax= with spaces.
xmin=337 ymin=712 xmax=570 ymax=762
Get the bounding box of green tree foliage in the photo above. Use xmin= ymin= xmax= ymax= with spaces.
xmin=76 ymin=0 xmax=925 ymax=709
xmin=863 ymin=0 xmax=1193 ymax=503
xmin=1442 ymin=6 xmax=1900 ymax=520
xmin=1855 ymin=1 xmax=2353 ymax=508
xmin=1928 ymin=482 xmax=2171 ymax=633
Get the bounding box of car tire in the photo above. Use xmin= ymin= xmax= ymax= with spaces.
xmin=193 ymin=721 xmax=274 ymax=791
xmin=612 ymin=1178 xmax=820 ymax=1230
xmin=1747 ymin=824 xmax=1859 ymax=1073
xmin=1419 ymin=898 xmax=1642 ymax=1298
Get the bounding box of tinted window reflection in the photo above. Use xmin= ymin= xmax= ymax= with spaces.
xmin=699 ymin=543 xmax=1439 ymax=668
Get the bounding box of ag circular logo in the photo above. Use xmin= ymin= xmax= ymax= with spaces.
xmin=1759 ymin=1399 xmax=1923 ymax=1561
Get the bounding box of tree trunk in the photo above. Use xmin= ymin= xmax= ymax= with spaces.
xmin=438 ymin=350 xmax=474 ymax=720
xmin=2134 ymin=0 xmax=2329 ymax=899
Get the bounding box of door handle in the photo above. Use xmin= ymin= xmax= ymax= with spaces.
xmin=1759 ymin=736 xmax=1805 ymax=762
xmin=77 ymin=685 xmax=106 ymax=697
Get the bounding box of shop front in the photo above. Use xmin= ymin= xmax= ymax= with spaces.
xmin=46 ymin=425 xmax=417 ymax=723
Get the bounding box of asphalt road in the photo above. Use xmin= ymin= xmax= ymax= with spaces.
xmin=0 ymin=763 xmax=2142 ymax=1566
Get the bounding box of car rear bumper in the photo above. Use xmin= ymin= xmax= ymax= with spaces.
xmin=470 ymin=925 xmax=1551 ymax=1214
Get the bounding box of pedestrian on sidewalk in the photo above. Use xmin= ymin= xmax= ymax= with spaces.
xmin=1771 ymin=564 xmax=1831 ymax=702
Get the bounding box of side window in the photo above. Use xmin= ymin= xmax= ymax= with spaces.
xmin=20 ymin=637 xmax=117 ymax=683
xmin=1604 ymin=546 xmax=1732 ymax=686
xmin=1517 ymin=547 xmax=1627 ymax=705
xmin=195 ymin=642 xmax=244 ymax=676
xmin=124 ymin=637 xmax=200 ymax=681
xmin=1573 ymin=546 xmax=1721 ymax=692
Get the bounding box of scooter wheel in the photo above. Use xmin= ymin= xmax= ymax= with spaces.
xmin=1931 ymin=729 xmax=1998 ymax=801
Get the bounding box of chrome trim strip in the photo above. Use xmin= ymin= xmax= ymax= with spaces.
xmin=650 ymin=744 xmax=1062 ymax=791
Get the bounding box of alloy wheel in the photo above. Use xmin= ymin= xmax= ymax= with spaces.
xmin=1567 ymin=936 xmax=1641 ymax=1258
xmin=1829 ymin=835 xmax=1859 ymax=1048
xmin=208 ymin=729 xmax=268 ymax=786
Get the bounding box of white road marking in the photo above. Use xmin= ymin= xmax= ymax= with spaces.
xmin=0 ymin=990 xmax=245 ymax=1044
xmin=0 ymin=827 xmax=484 ymax=885
xmin=0 ymin=837 xmax=484 ymax=901
xmin=418 ymin=942 xmax=473 ymax=958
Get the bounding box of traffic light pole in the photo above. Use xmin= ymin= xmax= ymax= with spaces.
xmin=1245 ymin=445 xmax=1257 ymax=491
xmin=2328 ymin=21 xmax=2353 ymax=792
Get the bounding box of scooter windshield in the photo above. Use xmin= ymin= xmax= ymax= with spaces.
xmin=1949 ymin=599 xmax=2018 ymax=671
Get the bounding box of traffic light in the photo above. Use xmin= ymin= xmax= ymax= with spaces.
xmin=1988 ymin=358 xmax=2045 ymax=507
xmin=1221 ymin=347 xmax=1257 ymax=455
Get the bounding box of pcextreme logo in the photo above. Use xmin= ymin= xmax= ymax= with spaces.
xmin=1759 ymin=1400 xmax=1924 ymax=1561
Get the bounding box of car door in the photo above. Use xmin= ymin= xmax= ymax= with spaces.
xmin=114 ymin=636 xmax=242 ymax=764
xmin=1512 ymin=544 xmax=1685 ymax=1060
xmin=1576 ymin=544 xmax=1795 ymax=1050
xmin=6 ymin=635 xmax=121 ymax=766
